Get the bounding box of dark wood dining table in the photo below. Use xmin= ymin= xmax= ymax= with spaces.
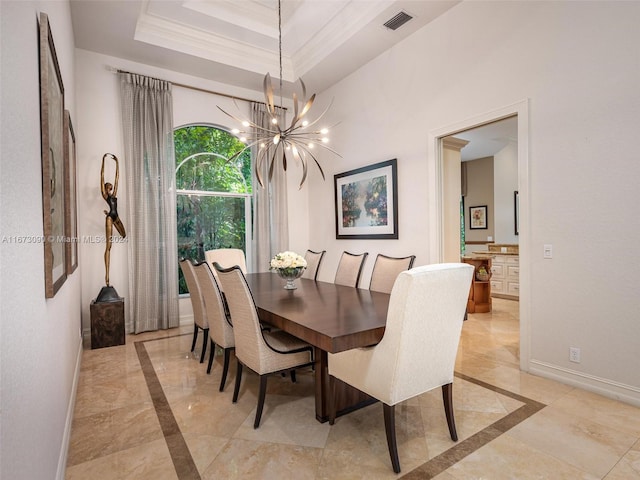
xmin=245 ymin=272 xmax=390 ymax=423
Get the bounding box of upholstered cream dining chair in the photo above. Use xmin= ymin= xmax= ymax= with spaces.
xmin=328 ymin=263 xmax=474 ymax=473
xmin=193 ymin=262 xmax=235 ymax=391
xmin=213 ymin=263 xmax=314 ymax=429
xmin=369 ymin=254 xmax=416 ymax=294
xmin=205 ymin=248 xmax=247 ymax=276
xmin=334 ymin=251 xmax=368 ymax=287
xmin=301 ymin=249 xmax=325 ymax=281
xmin=179 ymin=258 xmax=209 ymax=363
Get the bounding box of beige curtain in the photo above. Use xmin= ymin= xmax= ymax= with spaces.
xmin=119 ymin=73 xmax=179 ymax=333
xmin=251 ymin=102 xmax=289 ymax=272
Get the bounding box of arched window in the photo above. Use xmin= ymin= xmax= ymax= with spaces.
xmin=175 ymin=124 xmax=252 ymax=293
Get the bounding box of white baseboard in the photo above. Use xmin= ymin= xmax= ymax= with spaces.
xmin=56 ymin=335 xmax=83 ymax=480
xmin=529 ymin=360 xmax=640 ymax=408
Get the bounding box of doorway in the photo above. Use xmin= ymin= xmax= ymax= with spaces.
xmin=427 ymin=100 xmax=530 ymax=371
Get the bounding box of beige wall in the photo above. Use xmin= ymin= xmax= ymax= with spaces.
xmin=464 ymin=157 xmax=495 ymax=243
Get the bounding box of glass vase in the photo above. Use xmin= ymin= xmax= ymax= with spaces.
xmin=277 ymin=267 xmax=305 ymax=290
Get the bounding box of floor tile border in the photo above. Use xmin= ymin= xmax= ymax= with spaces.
xmin=135 ymin=336 xmax=201 ymax=480
xmin=136 ymin=334 xmax=546 ymax=480
xmin=401 ymin=372 xmax=546 ymax=479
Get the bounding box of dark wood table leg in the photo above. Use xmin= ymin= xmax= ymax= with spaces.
xmin=314 ymin=347 xmax=377 ymax=423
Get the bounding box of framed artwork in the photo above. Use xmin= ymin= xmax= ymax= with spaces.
xmin=469 ymin=205 xmax=488 ymax=230
xmin=39 ymin=12 xmax=67 ymax=297
xmin=64 ymin=110 xmax=78 ymax=274
xmin=334 ymin=158 xmax=398 ymax=239
xmin=514 ymin=190 xmax=519 ymax=235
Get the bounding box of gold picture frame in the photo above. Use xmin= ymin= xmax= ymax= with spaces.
xmin=39 ymin=12 xmax=67 ymax=297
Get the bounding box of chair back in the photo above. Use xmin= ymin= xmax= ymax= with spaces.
xmin=205 ymin=248 xmax=247 ymax=276
xmin=372 ymin=263 xmax=473 ymax=405
xmin=334 ymin=251 xmax=368 ymax=287
xmin=179 ymin=258 xmax=208 ymax=329
xmin=369 ymin=254 xmax=416 ymax=294
xmin=193 ymin=262 xmax=234 ymax=349
xmin=302 ymin=249 xmax=325 ymax=280
xmin=213 ymin=264 xmax=272 ymax=374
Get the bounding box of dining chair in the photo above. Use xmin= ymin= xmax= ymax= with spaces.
xmin=301 ymin=249 xmax=325 ymax=281
xmin=334 ymin=251 xmax=368 ymax=288
xmin=328 ymin=263 xmax=474 ymax=473
xmin=205 ymin=248 xmax=247 ymax=277
xmin=368 ymin=254 xmax=416 ymax=294
xmin=213 ymin=263 xmax=314 ymax=428
xmin=193 ymin=262 xmax=235 ymax=391
xmin=179 ymin=258 xmax=209 ymax=363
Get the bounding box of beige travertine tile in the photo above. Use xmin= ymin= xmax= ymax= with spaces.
xmin=549 ymin=388 xmax=640 ymax=436
xmin=201 ymin=438 xmax=322 ymax=480
xmin=507 ymin=405 xmax=638 ymax=477
xmin=181 ymin=433 xmax=229 ymax=475
xmin=67 ymin=400 xmax=163 ymax=466
xmin=445 ymin=434 xmax=599 ymax=479
xmin=604 ymin=439 xmax=640 ymax=479
xmin=65 ymin=438 xmax=178 ymax=480
xmin=233 ymin=394 xmax=331 ymax=448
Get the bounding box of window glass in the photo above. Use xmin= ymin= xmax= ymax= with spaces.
xmin=175 ymin=125 xmax=251 ymax=293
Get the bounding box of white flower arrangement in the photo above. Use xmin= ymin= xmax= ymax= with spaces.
xmin=269 ymin=251 xmax=307 ymax=271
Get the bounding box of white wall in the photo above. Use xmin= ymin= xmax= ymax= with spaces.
xmin=75 ymin=49 xmax=310 ymax=333
xmin=0 ymin=2 xmax=83 ymax=479
xmin=307 ymin=1 xmax=640 ymax=404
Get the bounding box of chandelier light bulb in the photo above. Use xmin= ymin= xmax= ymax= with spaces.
xmin=240 ymin=136 xmax=247 ymax=142
xmin=320 ymin=128 xmax=329 ymax=134
xmin=322 ymin=137 xmax=329 ymax=143
xmin=302 ymin=120 xmax=309 ymax=127
xmin=242 ymin=121 xmax=250 ymax=127
xmin=232 ymin=128 xmax=240 ymax=134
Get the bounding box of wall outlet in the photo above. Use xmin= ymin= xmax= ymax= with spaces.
xmin=569 ymin=347 xmax=581 ymax=363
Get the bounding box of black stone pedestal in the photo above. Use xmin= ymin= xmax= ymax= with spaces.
xmin=90 ymin=287 xmax=125 ymax=349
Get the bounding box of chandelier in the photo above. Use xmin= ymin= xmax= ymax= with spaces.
xmin=217 ymin=0 xmax=339 ymax=188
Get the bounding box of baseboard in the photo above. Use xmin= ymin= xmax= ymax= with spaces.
xmin=56 ymin=335 xmax=83 ymax=480
xmin=529 ymin=360 xmax=640 ymax=408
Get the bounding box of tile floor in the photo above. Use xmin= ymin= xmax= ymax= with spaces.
xmin=65 ymin=299 xmax=640 ymax=479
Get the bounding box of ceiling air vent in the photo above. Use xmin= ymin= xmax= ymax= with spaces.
xmin=383 ymin=11 xmax=413 ymax=31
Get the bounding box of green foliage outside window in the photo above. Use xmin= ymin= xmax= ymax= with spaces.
xmin=175 ymin=125 xmax=252 ymax=294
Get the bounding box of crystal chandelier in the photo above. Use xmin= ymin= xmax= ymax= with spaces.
xmin=217 ymin=0 xmax=339 ymax=188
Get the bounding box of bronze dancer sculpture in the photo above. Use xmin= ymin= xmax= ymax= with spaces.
xmin=101 ymin=153 xmax=126 ymax=286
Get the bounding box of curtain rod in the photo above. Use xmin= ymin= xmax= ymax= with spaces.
xmin=113 ymin=67 xmax=282 ymax=108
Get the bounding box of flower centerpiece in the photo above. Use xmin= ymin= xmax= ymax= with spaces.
xmin=270 ymin=251 xmax=307 ymax=290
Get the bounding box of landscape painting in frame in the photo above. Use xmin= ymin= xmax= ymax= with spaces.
xmin=334 ymin=159 xmax=398 ymax=239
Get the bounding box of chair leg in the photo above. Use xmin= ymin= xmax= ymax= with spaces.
xmin=232 ymin=360 xmax=243 ymax=403
xmin=219 ymin=348 xmax=232 ymax=392
xmin=190 ymin=324 xmax=198 ymax=352
xmin=328 ymin=375 xmax=337 ymax=425
xmin=289 ymin=370 xmax=297 ymax=383
xmin=442 ymin=383 xmax=458 ymax=441
xmin=254 ymin=375 xmax=268 ymax=429
xmin=383 ymin=403 xmax=401 ymax=474
xmin=207 ymin=339 xmax=216 ymax=374
xmin=199 ymin=329 xmax=209 ymax=363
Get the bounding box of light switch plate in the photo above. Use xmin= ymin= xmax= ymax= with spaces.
xmin=543 ymin=244 xmax=553 ymax=259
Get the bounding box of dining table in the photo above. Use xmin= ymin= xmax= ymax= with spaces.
xmin=245 ymin=272 xmax=390 ymax=423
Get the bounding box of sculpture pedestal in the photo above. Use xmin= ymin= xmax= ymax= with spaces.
xmin=90 ymin=288 xmax=125 ymax=349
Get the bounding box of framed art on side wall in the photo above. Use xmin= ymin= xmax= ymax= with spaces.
xmin=334 ymin=159 xmax=398 ymax=239
xmin=469 ymin=205 xmax=488 ymax=230
xmin=39 ymin=12 xmax=67 ymax=297
xmin=64 ymin=110 xmax=78 ymax=274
